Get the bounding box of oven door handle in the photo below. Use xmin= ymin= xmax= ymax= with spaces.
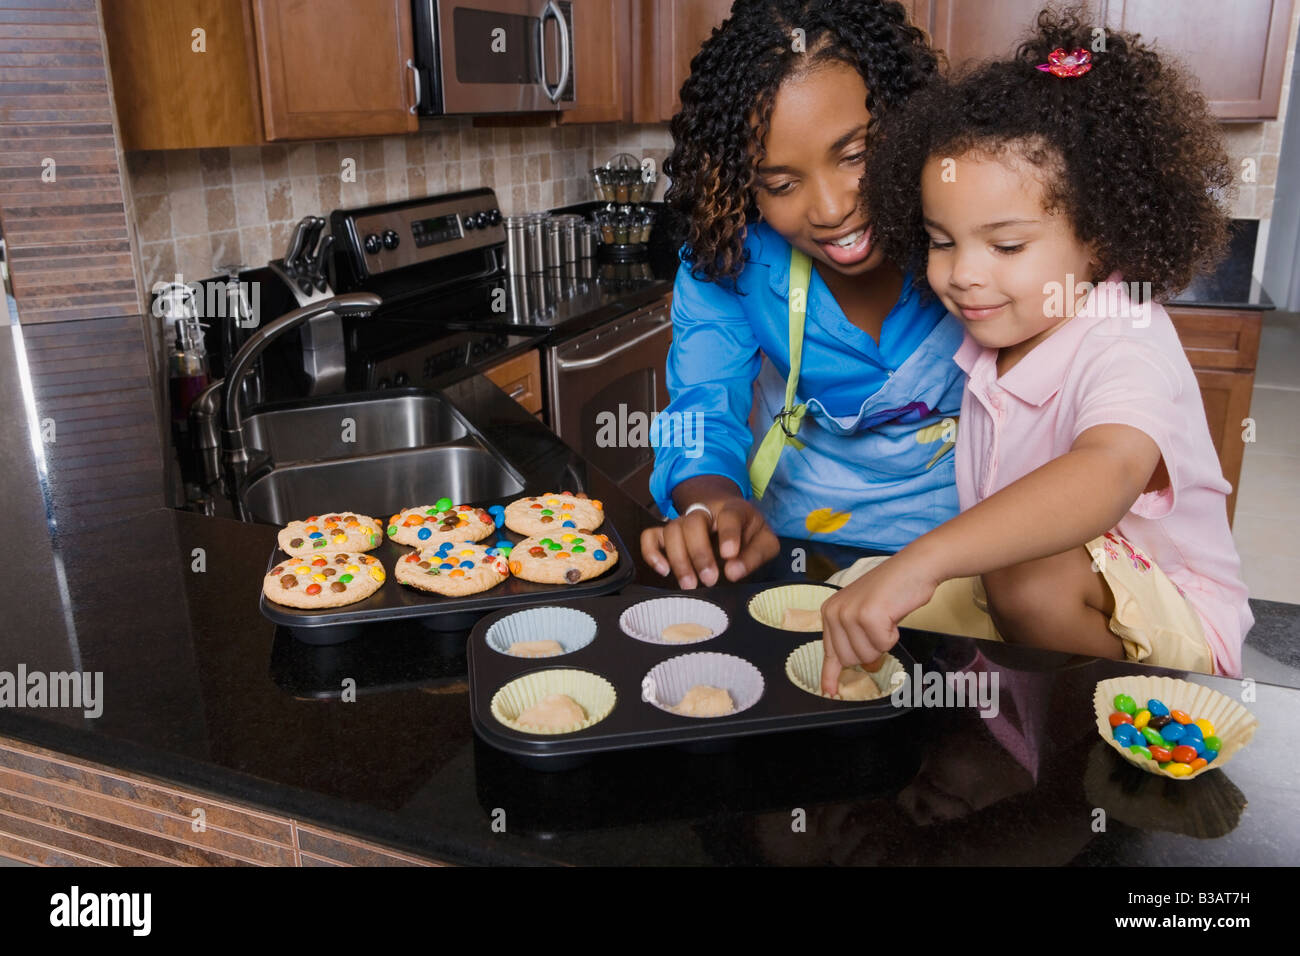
xmin=555 ymin=319 xmax=671 ymax=371
xmin=539 ymin=1 xmax=571 ymax=104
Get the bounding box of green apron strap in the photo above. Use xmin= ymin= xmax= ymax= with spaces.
xmin=749 ymin=247 xmax=812 ymax=499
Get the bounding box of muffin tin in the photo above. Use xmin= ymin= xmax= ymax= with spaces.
xmin=468 ymin=582 xmax=918 ymax=768
xmin=258 ymin=502 xmax=633 ymax=644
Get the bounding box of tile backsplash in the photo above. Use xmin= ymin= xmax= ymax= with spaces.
xmin=127 ymin=118 xmax=672 ymax=289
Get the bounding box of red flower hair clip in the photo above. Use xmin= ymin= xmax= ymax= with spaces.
xmin=1036 ymin=47 xmax=1092 ymax=77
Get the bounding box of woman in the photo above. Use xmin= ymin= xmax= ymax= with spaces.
xmin=642 ymin=0 xmax=965 ymax=589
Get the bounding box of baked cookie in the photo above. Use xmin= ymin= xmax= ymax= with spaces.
xmin=277 ymin=513 xmax=383 ymax=557
xmin=394 ymin=541 xmax=510 ymax=597
xmin=264 ymin=552 xmax=386 ymax=609
xmin=386 ymin=503 xmax=496 ymax=548
xmin=503 ymin=491 xmax=603 ymax=536
xmin=507 ymin=531 xmax=618 ymax=584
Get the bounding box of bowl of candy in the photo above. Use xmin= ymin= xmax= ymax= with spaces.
xmin=1093 ymin=675 xmax=1257 ymax=780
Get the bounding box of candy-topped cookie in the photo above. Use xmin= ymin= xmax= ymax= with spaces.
xmin=394 ymin=541 xmax=510 ymax=597
xmin=277 ymin=513 xmax=383 ymax=558
xmin=386 ymin=498 xmax=496 ymax=548
xmin=507 ymin=531 xmax=618 ymax=584
xmin=264 ymin=552 xmax=386 ymax=609
xmin=503 ymin=491 xmax=603 ymax=537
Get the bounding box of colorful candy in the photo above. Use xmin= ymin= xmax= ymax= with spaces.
xmin=435 ymin=497 xmax=453 ymax=511
xmin=1109 ymin=697 xmax=1226 ymax=777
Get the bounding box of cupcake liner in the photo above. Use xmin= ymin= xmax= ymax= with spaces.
xmin=1093 ymin=675 xmax=1258 ymax=781
xmin=785 ymin=640 xmax=906 ymax=702
xmin=491 ymin=669 xmax=616 ymax=735
xmin=641 ymin=652 xmax=764 ymax=718
xmin=485 ymin=606 xmax=597 ymax=658
xmin=747 ymin=584 xmax=838 ymax=631
xmin=618 ymin=597 xmax=729 ymax=646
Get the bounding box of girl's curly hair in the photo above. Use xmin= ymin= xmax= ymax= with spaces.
xmin=664 ymin=0 xmax=937 ymax=284
xmin=864 ymin=4 xmax=1234 ymax=301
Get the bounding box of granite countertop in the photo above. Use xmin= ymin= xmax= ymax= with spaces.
xmin=1169 ymin=219 xmax=1275 ymax=311
xmin=3 ymin=307 xmax=1299 ymax=865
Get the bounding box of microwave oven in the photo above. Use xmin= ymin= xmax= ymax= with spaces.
xmin=411 ymin=0 xmax=575 ymax=115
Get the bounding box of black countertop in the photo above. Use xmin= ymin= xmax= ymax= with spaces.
xmin=1169 ymin=219 xmax=1275 ymax=311
xmin=4 ymin=304 xmax=1300 ymax=865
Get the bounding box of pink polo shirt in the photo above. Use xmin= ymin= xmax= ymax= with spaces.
xmin=952 ymin=276 xmax=1252 ymax=676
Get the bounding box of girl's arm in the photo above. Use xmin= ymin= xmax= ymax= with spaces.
xmin=819 ymin=423 xmax=1162 ymax=692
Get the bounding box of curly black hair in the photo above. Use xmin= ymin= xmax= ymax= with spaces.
xmin=864 ymin=4 xmax=1234 ymax=302
xmin=663 ymin=0 xmax=938 ymax=284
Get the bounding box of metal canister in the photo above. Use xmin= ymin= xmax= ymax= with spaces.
xmin=576 ymin=221 xmax=596 ymax=259
xmin=504 ymin=216 xmax=530 ymax=275
xmin=544 ymin=217 xmax=564 ymax=271
xmin=554 ymin=214 xmax=584 ymax=265
xmin=524 ymin=213 xmax=547 ymax=273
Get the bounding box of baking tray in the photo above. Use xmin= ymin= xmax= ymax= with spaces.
xmin=468 ymin=582 xmax=918 ymax=769
xmin=259 ymin=505 xmax=634 ymax=644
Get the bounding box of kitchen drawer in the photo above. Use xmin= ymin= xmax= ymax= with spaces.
xmin=1167 ymin=307 xmax=1263 ymax=371
xmin=483 ymin=349 xmax=543 ymax=416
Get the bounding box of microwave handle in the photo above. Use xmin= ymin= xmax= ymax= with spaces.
xmin=539 ymin=1 xmax=571 ymax=104
xmin=406 ymin=59 xmax=421 ymax=114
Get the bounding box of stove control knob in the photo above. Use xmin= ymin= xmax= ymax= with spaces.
xmin=463 ymin=215 xmax=477 ymax=231
xmin=393 ymin=371 xmax=409 ymax=386
xmin=382 ymin=229 xmax=400 ymax=250
xmin=487 ymin=209 xmax=502 ymax=225
xmin=364 ymin=234 xmax=382 ymax=255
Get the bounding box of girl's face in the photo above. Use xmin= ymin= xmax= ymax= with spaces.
xmin=753 ymin=61 xmax=887 ymax=277
xmin=920 ymin=148 xmax=1096 ymax=370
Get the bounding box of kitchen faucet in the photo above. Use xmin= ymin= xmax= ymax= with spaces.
xmin=221 ymin=292 xmax=381 ymax=489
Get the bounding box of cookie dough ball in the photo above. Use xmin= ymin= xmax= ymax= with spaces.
xmin=386 ymin=503 xmax=495 ymax=548
xmin=672 ymin=685 xmax=735 ymax=717
xmin=781 ymin=607 xmax=823 ymax=631
xmin=394 ymin=542 xmax=509 ymax=596
xmin=508 ymin=532 xmax=618 ymax=584
xmin=507 ymin=640 xmax=565 ymax=658
xmin=661 ymin=622 xmax=713 ymax=644
xmin=504 ymin=491 xmax=603 ymax=536
xmin=264 ymin=552 xmax=386 ymax=609
xmin=517 ymin=693 xmax=587 ymax=731
xmin=278 ymin=513 xmax=383 ymax=557
xmin=837 ymin=666 xmax=882 ymax=701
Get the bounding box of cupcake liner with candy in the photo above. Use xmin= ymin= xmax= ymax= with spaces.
xmin=485 ymin=606 xmax=597 ymax=657
xmin=619 ymin=597 xmax=729 ymax=645
xmin=1094 ymin=675 xmax=1257 ymax=781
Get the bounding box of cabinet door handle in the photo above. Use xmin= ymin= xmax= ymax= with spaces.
xmin=407 ymin=59 xmax=421 ymax=115
xmin=508 ymin=383 xmax=528 ymax=399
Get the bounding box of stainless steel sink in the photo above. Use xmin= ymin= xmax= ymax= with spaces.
xmin=242 ymin=390 xmax=469 ymax=465
xmin=240 ymin=443 xmax=525 ymax=525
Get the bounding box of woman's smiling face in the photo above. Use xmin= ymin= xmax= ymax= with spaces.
xmin=753 ymin=61 xmax=887 ymax=277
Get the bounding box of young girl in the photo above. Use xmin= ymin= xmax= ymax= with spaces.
xmin=643 ymin=0 xmax=968 ymax=590
xmin=820 ymin=8 xmax=1253 ymax=687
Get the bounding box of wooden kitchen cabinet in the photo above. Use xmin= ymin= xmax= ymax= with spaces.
xmin=102 ymin=0 xmax=266 ymax=150
xmin=483 ymin=349 xmax=544 ymax=417
xmin=1104 ymin=1 xmax=1294 ymax=120
xmin=559 ymin=0 xmax=633 ymax=124
xmin=250 ymin=0 xmax=418 ymax=140
xmin=1167 ymin=306 xmax=1265 ymax=525
xmin=632 ymin=0 xmax=733 ymax=123
xmin=923 ymin=0 xmax=1293 ymax=121
xmin=102 ymin=0 xmax=418 ymax=147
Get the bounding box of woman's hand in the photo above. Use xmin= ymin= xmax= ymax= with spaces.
xmin=820 ymin=549 xmax=942 ymax=695
xmin=641 ymin=477 xmax=780 ymax=589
